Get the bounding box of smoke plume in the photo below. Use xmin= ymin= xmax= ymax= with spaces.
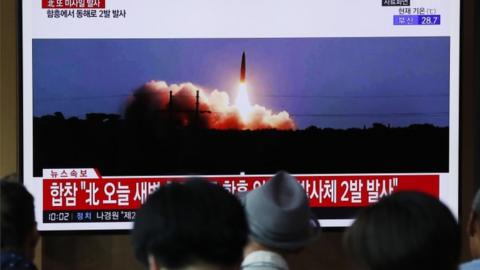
xmin=125 ymin=80 xmax=295 ymax=130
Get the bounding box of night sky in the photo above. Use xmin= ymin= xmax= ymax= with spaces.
xmin=33 ymin=37 xmax=450 ymax=129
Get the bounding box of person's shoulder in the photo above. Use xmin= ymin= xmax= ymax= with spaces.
xmin=242 ymin=250 xmax=289 ymax=270
xmin=460 ymin=259 xmax=480 ymax=270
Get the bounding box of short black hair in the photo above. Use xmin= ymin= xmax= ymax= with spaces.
xmin=472 ymin=189 xmax=480 ymax=220
xmin=132 ymin=179 xmax=248 ymax=268
xmin=344 ymin=191 xmax=460 ymax=270
xmin=1 ymin=178 xmax=36 ymax=250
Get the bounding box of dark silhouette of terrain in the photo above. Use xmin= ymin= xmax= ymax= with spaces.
xmin=33 ymin=112 xmax=448 ymax=177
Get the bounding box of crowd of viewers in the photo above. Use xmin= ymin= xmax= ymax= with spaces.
xmin=1 ymin=172 xmax=479 ymax=270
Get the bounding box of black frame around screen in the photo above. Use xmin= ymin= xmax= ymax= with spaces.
xmin=17 ymin=0 xmax=464 ymax=233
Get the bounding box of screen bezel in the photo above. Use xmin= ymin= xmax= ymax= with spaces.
xmin=17 ymin=0 xmax=462 ymax=234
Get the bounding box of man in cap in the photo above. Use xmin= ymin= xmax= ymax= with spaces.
xmin=240 ymin=171 xmax=320 ymax=270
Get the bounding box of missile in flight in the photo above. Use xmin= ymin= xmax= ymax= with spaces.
xmin=240 ymin=51 xmax=246 ymax=83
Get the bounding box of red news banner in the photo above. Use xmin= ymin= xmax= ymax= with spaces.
xmin=43 ymin=169 xmax=439 ymax=214
xmin=42 ymin=0 xmax=105 ymax=9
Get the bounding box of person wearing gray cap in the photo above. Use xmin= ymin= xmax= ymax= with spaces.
xmin=240 ymin=171 xmax=320 ymax=270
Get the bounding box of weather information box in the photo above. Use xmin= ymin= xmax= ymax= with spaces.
xmin=394 ymin=15 xmax=441 ymax=25
xmin=21 ymin=0 xmax=460 ymax=231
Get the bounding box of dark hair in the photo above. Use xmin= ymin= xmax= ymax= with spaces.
xmin=472 ymin=189 xmax=480 ymax=219
xmin=1 ymin=178 xmax=36 ymax=250
xmin=344 ymin=191 xmax=460 ymax=270
xmin=132 ymin=179 xmax=248 ymax=268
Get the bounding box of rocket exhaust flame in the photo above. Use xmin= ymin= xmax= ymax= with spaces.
xmin=235 ymin=82 xmax=252 ymax=121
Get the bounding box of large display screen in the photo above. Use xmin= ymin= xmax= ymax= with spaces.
xmin=21 ymin=0 xmax=460 ymax=231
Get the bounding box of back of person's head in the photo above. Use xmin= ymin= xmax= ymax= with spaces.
xmin=242 ymin=171 xmax=320 ymax=253
xmin=344 ymin=191 xmax=460 ymax=270
xmin=467 ymin=188 xmax=480 ymax=258
xmin=471 ymin=189 xmax=480 ymax=219
xmin=1 ymin=176 xmax=37 ymax=257
xmin=132 ymin=179 xmax=248 ymax=269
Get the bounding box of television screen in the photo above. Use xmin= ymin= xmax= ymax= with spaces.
xmin=21 ymin=0 xmax=460 ymax=231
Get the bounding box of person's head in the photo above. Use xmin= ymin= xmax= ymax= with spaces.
xmin=467 ymin=189 xmax=480 ymax=258
xmin=242 ymin=171 xmax=320 ymax=255
xmin=0 ymin=176 xmax=39 ymax=260
xmin=132 ymin=179 xmax=248 ymax=270
xmin=344 ymin=191 xmax=460 ymax=270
